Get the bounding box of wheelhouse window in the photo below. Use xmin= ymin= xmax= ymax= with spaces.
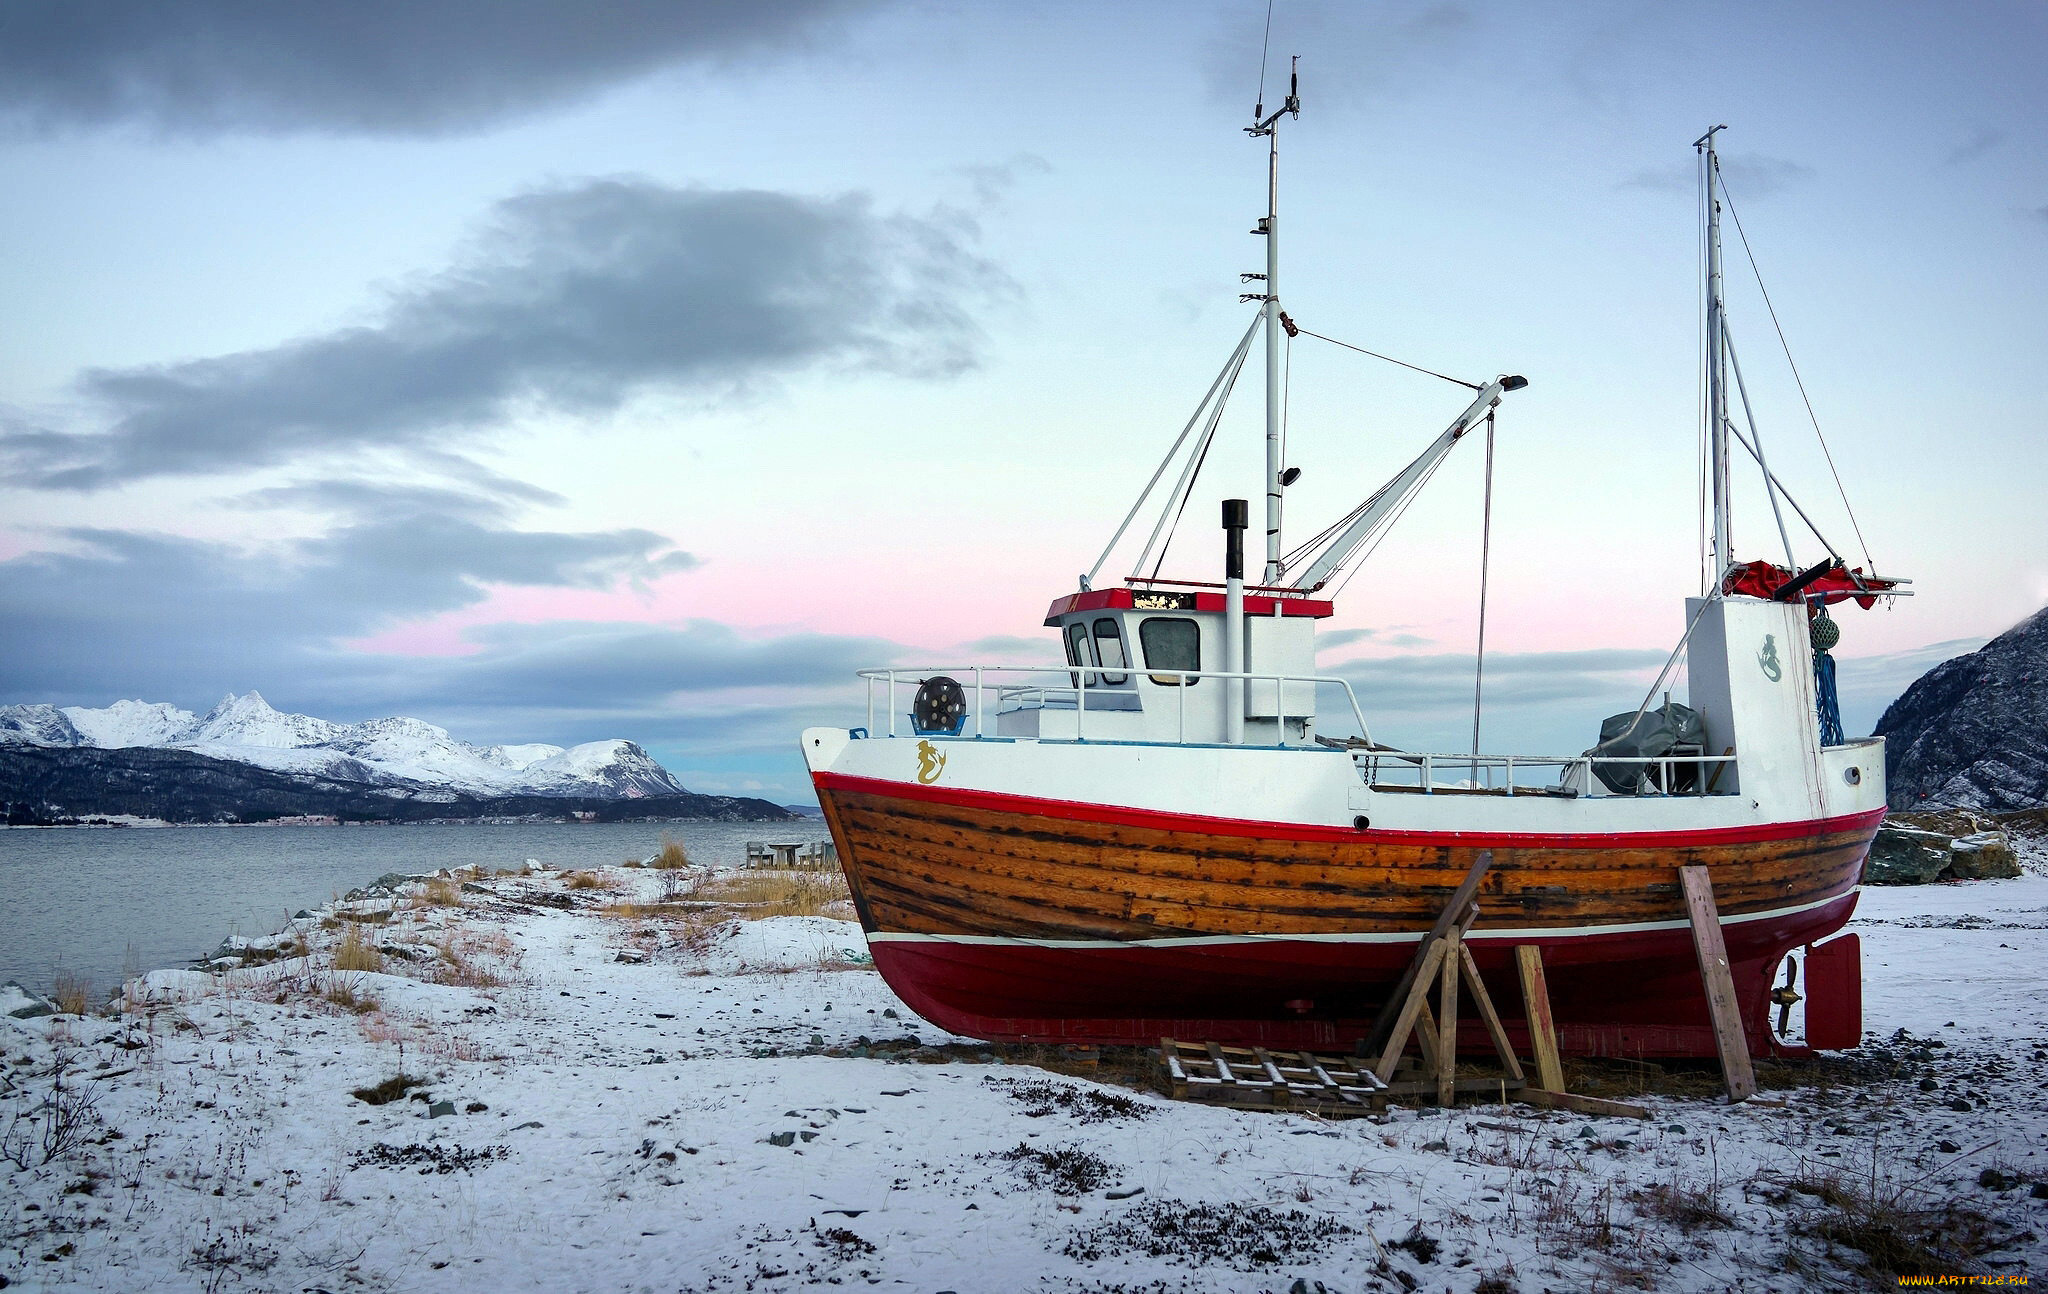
xmin=1064 ymin=621 xmax=1096 ymax=688
xmin=1091 ymin=618 xmax=1129 ymax=685
xmin=1140 ymin=617 xmax=1200 ymax=686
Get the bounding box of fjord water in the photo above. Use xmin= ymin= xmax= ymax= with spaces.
xmin=0 ymin=820 xmax=822 ymax=999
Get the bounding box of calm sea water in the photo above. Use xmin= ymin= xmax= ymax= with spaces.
xmin=0 ymin=820 xmax=828 ymax=999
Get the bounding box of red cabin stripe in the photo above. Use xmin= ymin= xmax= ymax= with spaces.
xmin=812 ymin=769 xmax=1886 ymax=849
xmin=1044 ymin=587 xmax=1335 ymax=624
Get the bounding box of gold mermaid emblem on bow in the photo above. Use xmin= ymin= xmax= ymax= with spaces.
xmin=915 ymin=740 xmax=947 ymax=784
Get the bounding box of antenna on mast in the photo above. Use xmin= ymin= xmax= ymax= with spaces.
xmin=1246 ymin=58 xmax=1300 ymax=583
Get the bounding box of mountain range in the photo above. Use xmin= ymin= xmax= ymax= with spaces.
xmin=0 ymin=692 xmax=795 ymax=824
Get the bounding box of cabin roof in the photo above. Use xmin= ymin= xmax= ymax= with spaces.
xmin=1045 ymin=586 xmax=1335 ymax=627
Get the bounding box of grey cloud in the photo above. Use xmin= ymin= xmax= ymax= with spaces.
xmin=949 ymin=155 xmax=1052 ymax=209
xmin=1203 ymin=2 xmax=1472 ymax=114
xmin=1331 ymin=647 xmax=1666 ymax=712
xmin=1946 ymin=128 xmax=2004 ymax=167
xmin=953 ymin=634 xmax=1049 ymax=658
xmin=0 ymin=0 xmax=870 ymax=138
xmin=8 ymin=179 xmax=1005 ymax=490
xmin=0 ymin=500 xmax=696 ymax=705
xmin=1621 ymin=154 xmax=1815 ymax=200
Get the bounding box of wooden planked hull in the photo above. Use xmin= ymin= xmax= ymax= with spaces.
xmin=814 ymin=771 xmax=1881 ymax=1057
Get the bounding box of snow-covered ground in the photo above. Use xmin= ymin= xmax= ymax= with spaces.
xmin=3 ymin=863 xmax=2045 ymax=1292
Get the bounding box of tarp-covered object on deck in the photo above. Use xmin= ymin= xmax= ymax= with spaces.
xmin=1591 ymin=701 xmax=1706 ymax=794
xmin=1721 ymin=559 xmax=1896 ymax=609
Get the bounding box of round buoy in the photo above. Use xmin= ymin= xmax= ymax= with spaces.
xmin=1810 ymin=610 xmax=1840 ymax=652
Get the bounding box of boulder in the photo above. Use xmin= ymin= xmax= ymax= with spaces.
xmin=1864 ymin=825 xmax=1953 ymax=885
xmin=2 ymin=980 xmax=54 ymax=1019
xmin=1947 ymin=832 xmax=2020 ymax=880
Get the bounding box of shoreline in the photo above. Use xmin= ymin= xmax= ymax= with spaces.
xmin=3 ymin=859 xmax=2044 ymax=1288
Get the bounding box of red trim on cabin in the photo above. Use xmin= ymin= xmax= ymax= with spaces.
xmin=1044 ymin=587 xmax=1334 ymax=625
xmin=812 ymin=770 xmax=1887 ymax=850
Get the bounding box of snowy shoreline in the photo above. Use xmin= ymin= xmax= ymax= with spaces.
xmin=4 ymin=859 xmax=2046 ymax=1291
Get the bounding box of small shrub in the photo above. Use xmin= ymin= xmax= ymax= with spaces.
xmin=321 ymin=974 xmax=378 ymax=1013
xmin=693 ymin=869 xmax=850 ymax=919
xmin=992 ymin=1141 xmax=1115 ymax=1195
xmin=651 ymin=835 xmax=691 ymax=870
xmin=51 ymin=971 xmax=94 ymax=1016
xmin=565 ymin=871 xmax=605 ymax=891
xmin=415 ymin=878 xmax=461 ymax=908
xmin=349 ymin=1073 xmax=425 ymax=1105
xmin=333 ymin=924 xmax=383 ymax=973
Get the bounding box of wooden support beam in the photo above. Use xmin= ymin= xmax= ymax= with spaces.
xmin=1678 ymin=864 xmax=1758 ymax=1102
xmin=1459 ymin=942 xmax=1524 ymax=1083
xmin=1514 ymin=945 xmax=1565 ymax=1093
xmin=1362 ymin=849 xmax=1494 ymax=1058
xmin=1436 ymin=927 xmax=1460 ymax=1108
xmin=1515 ymin=1088 xmax=1650 ymax=1120
xmin=1372 ymin=936 xmax=1451 ymax=1082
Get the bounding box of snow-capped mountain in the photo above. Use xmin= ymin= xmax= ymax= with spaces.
xmin=0 ymin=692 xmax=687 ymax=799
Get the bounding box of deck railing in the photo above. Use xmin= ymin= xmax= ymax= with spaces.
xmin=1357 ymin=749 xmax=1737 ymax=798
xmin=854 ymin=664 xmax=1374 ymax=748
xmin=851 ymin=666 xmax=1743 ymax=798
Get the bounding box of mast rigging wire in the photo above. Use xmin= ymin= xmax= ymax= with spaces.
xmin=1469 ymin=414 xmax=1495 ymax=778
xmin=1716 ymin=175 xmax=1877 ymax=571
xmin=1138 ymin=339 xmax=1253 ymax=581
xmin=1293 ymin=327 xmax=1482 ymax=391
xmin=1086 ymin=315 xmax=1261 ymax=588
xmin=1254 ymin=0 xmax=1276 ymax=117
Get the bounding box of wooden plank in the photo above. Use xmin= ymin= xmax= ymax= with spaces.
xmin=1678 ymin=865 xmax=1758 ymax=1102
xmin=1361 ymin=849 xmax=1495 ymax=1058
xmin=1372 ymin=936 xmax=1450 ymax=1082
xmin=1514 ymin=1088 xmax=1650 ymax=1120
xmin=1380 ymin=1076 xmax=1528 ymax=1098
xmin=1411 ymin=997 xmax=1442 ymax=1077
xmin=1205 ymin=1041 xmax=1239 ymax=1087
xmin=1459 ymin=941 xmax=1525 ymax=1083
xmin=1514 ymin=946 xmax=1565 ymax=1093
xmin=1250 ymin=1046 xmax=1291 ymax=1106
xmin=1437 ymin=926 xmax=1461 ymax=1108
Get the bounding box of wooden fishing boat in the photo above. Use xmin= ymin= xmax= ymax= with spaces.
xmin=803 ymin=97 xmax=1904 ymax=1058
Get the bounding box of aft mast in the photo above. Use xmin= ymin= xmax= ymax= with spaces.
xmin=1697 ymin=125 xmax=1733 ymax=588
xmin=1248 ymin=59 xmax=1300 ymax=584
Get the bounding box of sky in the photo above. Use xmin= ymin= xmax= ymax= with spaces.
xmin=2 ymin=0 xmax=2043 ymax=805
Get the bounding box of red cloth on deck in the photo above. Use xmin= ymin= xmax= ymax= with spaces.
xmin=1721 ymin=559 xmax=1894 ymax=609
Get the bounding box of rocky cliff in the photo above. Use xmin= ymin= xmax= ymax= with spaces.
xmin=1874 ymin=606 xmax=2048 ymax=810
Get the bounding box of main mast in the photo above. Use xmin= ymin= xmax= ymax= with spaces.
xmin=1697 ymin=125 xmax=1733 ymax=586
xmin=1249 ymin=59 xmax=1300 ymax=585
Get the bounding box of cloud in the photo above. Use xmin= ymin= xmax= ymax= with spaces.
xmin=0 ymin=483 xmax=698 ymax=705
xmin=1621 ymin=154 xmax=1815 ymax=200
xmin=0 ymin=0 xmax=872 ymax=138
xmin=6 ymin=179 xmax=1006 ymax=490
xmin=1945 ymin=128 xmax=2004 ymax=167
xmin=1203 ymin=2 xmax=1473 ymax=115
xmin=948 ymin=155 xmax=1052 ymax=210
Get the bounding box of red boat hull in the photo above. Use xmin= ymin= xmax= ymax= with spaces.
xmin=816 ymin=772 xmax=1879 ymax=1058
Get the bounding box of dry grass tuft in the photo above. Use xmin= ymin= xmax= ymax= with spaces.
xmin=692 ymin=869 xmax=850 ymax=919
xmin=651 ymin=834 xmax=691 ymax=870
xmin=333 ymin=923 xmax=384 ymax=973
xmin=51 ymin=971 xmax=95 ymax=1016
xmin=414 ymin=878 xmax=462 ymax=908
xmin=428 ymin=926 xmax=517 ymax=988
xmin=1773 ymin=1165 xmax=2008 ymax=1281
xmin=321 ymin=974 xmax=378 ymax=1014
xmin=564 ymin=870 xmax=609 ymax=891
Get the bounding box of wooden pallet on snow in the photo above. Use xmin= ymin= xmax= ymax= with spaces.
xmin=1159 ymin=1038 xmax=1389 ymax=1116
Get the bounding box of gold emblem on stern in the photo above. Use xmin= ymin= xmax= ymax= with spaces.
xmin=914 ymin=740 xmax=948 ymax=785
xmin=1757 ymin=633 xmax=1783 ymax=683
